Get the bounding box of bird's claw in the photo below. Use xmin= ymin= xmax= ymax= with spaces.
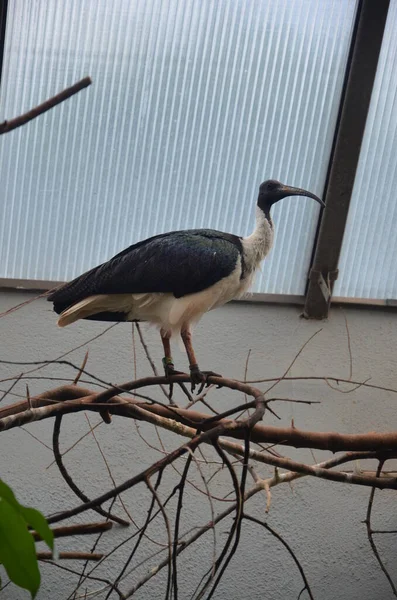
xmin=162 ymin=358 xmax=183 ymax=379
xmin=189 ymin=365 xmax=222 ymax=393
xmin=162 ymin=358 xmax=184 ymax=403
xmin=165 ymin=366 xmax=184 ymax=378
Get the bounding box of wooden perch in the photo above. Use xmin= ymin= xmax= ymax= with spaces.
xmin=1 ymin=377 xmax=397 ymax=453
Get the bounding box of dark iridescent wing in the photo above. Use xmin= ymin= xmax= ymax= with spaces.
xmin=48 ymin=229 xmax=243 ymax=314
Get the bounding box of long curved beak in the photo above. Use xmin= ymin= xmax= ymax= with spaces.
xmin=282 ymin=185 xmax=325 ymax=207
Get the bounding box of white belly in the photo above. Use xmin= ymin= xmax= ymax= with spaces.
xmin=127 ymin=256 xmax=253 ymax=333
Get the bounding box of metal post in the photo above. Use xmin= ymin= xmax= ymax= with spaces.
xmin=303 ymin=0 xmax=390 ymax=319
xmin=0 ymin=0 xmax=8 ymax=89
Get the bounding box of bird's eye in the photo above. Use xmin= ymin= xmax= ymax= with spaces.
xmin=260 ymin=180 xmax=280 ymax=194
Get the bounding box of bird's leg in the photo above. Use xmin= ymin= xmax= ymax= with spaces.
xmin=181 ymin=325 xmax=221 ymax=392
xmin=180 ymin=326 xmax=199 ymax=379
xmin=160 ymin=329 xmax=195 ymax=404
xmin=161 ymin=329 xmax=187 ymax=403
xmin=161 ymin=329 xmax=182 ymax=377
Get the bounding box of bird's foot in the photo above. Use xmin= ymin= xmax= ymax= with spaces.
xmin=162 ymin=357 xmax=183 ymax=378
xmin=189 ymin=364 xmax=222 ymax=393
xmin=163 ymin=357 xmax=185 ymax=404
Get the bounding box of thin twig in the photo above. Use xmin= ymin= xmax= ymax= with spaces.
xmin=172 ymin=447 xmax=195 ymax=599
xmin=0 ymin=77 xmax=92 ymax=135
xmin=70 ymin=496 xmax=120 ymax=600
xmin=52 ymin=414 xmax=129 ymax=526
xmin=0 ymin=291 xmax=50 ymax=319
xmin=33 ymin=522 xmax=112 ymax=541
xmin=84 ymin=413 xmax=134 ymax=522
xmin=38 ymin=560 xmax=122 ymax=597
xmin=83 ymin=485 xmax=181 ymax=591
xmin=244 ymin=514 xmax=314 ymax=600
xmin=364 ymin=459 xmax=397 ymax=596
xmin=46 ymin=420 xmax=103 ymax=470
xmin=263 ymin=329 xmax=323 ymax=395
xmin=20 ymin=425 xmax=53 ymax=451
xmin=103 ymin=470 xmax=164 ymax=600
xmin=37 ymin=552 xmax=102 ymax=561
xmin=196 ymin=441 xmax=242 ymax=599
xmin=341 ymin=308 xmax=353 ymax=380
xmin=146 ymin=476 xmax=173 ymax=600
xmin=124 ymin=452 xmax=379 ymax=596
xmin=245 ymin=374 xmax=397 ymax=396
xmin=73 ymin=352 xmax=89 ymax=385
xmin=206 ymin=433 xmax=251 ymax=599
xmin=243 ymin=348 xmax=252 ymax=405
xmin=0 ymin=373 xmax=23 ymax=402
xmin=371 ymin=529 xmax=397 ymax=534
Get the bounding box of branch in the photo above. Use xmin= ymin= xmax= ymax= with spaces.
xmin=32 ymin=521 xmax=112 ymax=542
xmin=2 ymin=380 xmax=397 ymax=453
xmin=0 ymin=76 xmax=92 ymax=135
xmin=205 ymin=437 xmax=249 ymax=599
xmin=37 ymin=552 xmax=102 ymax=561
xmin=244 ymin=514 xmax=314 ymax=600
xmin=46 ymin=395 xmax=265 ymax=525
xmin=52 ymin=414 xmax=129 ymax=526
xmin=364 ymin=459 xmax=397 ymax=596
xmin=123 ymin=451 xmax=381 ymax=596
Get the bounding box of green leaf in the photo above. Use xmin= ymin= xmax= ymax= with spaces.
xmin=0 ymin=498 xmax=40 ymax=598
xmin=20 ymin=506 xmax=54 ymax=550
xmin=0 ymin=479 xmax=20 ymax=510
xmin=0 ymin=479 xmax=54 ymax=550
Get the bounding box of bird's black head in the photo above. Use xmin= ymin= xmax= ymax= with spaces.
xmin=257 ymin=179 xmax=324 ymax=217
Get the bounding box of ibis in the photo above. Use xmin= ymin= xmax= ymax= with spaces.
xmin=48 ymin=180 xmax=324 ymax=386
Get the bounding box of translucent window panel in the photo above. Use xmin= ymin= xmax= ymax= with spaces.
xmin=0 ymin=0 xmax=357 ymax=293
xmin=335 ymin=0 xmax=397 ymax=300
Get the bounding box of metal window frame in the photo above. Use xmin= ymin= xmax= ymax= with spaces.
xmin=303 ymin=0 xmax=390 ymax=319
xmin=0 ymin=0 xmax=8 ymax=88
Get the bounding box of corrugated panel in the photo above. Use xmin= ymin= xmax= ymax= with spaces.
xmin=0 ymin=0 xmax=357 ymax=294
xmin=335 ymin=0 xmax=397 ymax=300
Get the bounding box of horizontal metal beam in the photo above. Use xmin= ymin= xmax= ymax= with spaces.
xmin=1 ymin=279 xmax=396 ymax=311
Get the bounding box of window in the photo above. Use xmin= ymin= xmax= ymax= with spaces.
xmin=0 ymin=0 xmax=357 ymax=297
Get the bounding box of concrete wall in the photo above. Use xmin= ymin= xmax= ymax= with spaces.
xmin=0 ymin=290 xmax=396 ymax=599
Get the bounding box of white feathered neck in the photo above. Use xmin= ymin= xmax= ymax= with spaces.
xmin=241 ymin=207 xmax=274 ymax=275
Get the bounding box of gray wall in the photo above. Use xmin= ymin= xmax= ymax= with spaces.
xmin=1 ymin=290 xmax=396 ymax=599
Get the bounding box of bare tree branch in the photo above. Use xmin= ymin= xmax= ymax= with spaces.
xmin=33 ymin=521 xmax=112 ymax=542
xmin=244 ymin=514 xmax=314 ymax=600
xmin=37 ymin=552 xmax=102 ymax=561
xmin=0 ymin=76 xmax=92 ymax=135
xmin=1 ymin=322 xmax=396 ymax=598
xmin=364 ymin=459 xmax=397 ymax=597
xmin=52 ymin=413 xmax=129 ymax=526
xmin=1 ymin=380 xmax=397 ymax=456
